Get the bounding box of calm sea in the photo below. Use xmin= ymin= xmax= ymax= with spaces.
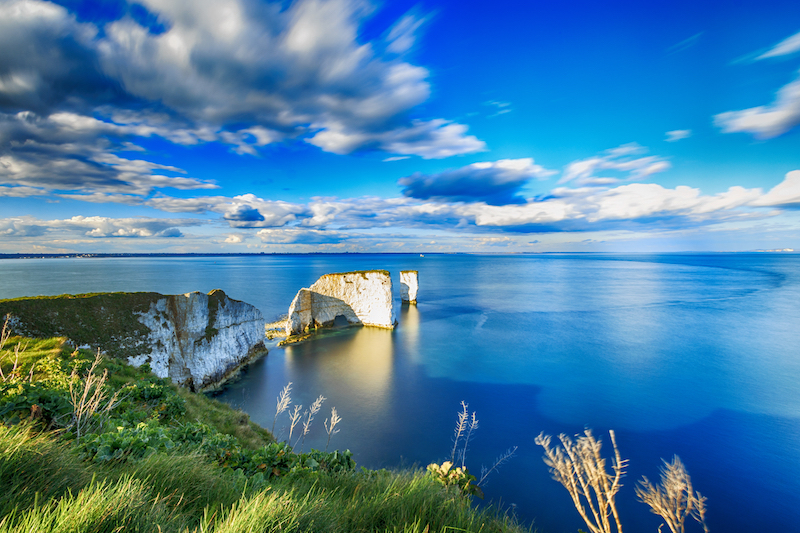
xmin=1 ymin=253 xmax=798 ymax=532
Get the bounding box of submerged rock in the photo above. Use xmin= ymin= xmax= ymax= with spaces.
xmin=400 ymin=270 xmax=418 ymax=303
xmin=129 ymin=290 xmax=267 ymax=391
xmin=285 ymin=270 xmax=396 ymax=335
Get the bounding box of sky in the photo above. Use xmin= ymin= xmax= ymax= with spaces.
xmin=1 ymin=0 xmax=800 ymax=253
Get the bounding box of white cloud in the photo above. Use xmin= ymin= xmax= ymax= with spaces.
xmin=308 ymin=118 xmax=485 ymax=159
xmin=665 ymin=129 xmax=692 ymax=142
xmin=256 ymin=227 xmax=347 ymax=244
xmin=0 ymin=215 xmax=203 ymax=239
xmin=756 ymin=30 xmax=800 ymax=60
xmin=146 ymin=193 xmax=306 ymax=228
xmin=0 ymin=0 xmax=485 ymax=162
xmin=716 ymin=29 xmax=800 ymax=139
xmin=559 ymin=143 xmax=671 ymax=186
xmin=399 ymin=157 xmax=556 ymax=204
xmin=485 ymin=100 xmax=512 ymax=118
xmin=714 ymin=71 xmax=800 ymax=139
xmin=224 ymin=233 xmax=246 ymax=243
xmin=751 ymin=170 xmax=800 ymax=207
xmin=386 ymin=10 xmax=429 ymax=54
xmin=0 ymin=110 xmax=218 ymax=196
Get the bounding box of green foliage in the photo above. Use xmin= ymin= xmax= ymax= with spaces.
xmin=0 ymin=381 xmax=72 ymax=425
xmin=80 ymin=421 xmax=176 ymax=462
xmin=427 ymin=461 xmax=484 ymax=499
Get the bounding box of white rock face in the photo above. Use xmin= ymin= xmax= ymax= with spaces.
xmin=400 ymin=270 xmax=418 ymax=303
xmin=286 ymin=271 xmax=396 ymax=335
xmin=128 ymin=290 xmax=266 ymax=391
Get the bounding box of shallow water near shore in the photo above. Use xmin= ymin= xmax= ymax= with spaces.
xmin=2 ymin=253 xmax=799 ymax=532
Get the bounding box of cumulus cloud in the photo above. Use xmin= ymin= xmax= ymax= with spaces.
xmin=714 ymin=72 xmax=800 ymax=139
xmin=0 ymin=215 xmax=202 ymax=239
xmin=146 ymin=194 xmax=306 ymax=228
xmin=751 ymin=170 xmax=800 ymax=207
xmin=4 ymin=167 xmax=799 ymax=247
xmin=716 ymin=30 xmax=800 ymax=139
xmin=399 ymin=158 xmax=556 ymax=205
xmin=224 ymin=233 xmax=246 ymax=243
xmin=0 ymin=110 xmax=218 ymax=196
xmin=0 ymin=0 xmax=483 ymax=163
xmin=665 ymin=129 xmax=691 ymax=142
xmin=308 ymin=118 xmax=485 ymax=158
xmin=559 ymin=143 xmax=671 ymax=186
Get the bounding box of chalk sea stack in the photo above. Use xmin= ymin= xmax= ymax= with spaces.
xmin=285 ymin=270 xmax=396 ymax=335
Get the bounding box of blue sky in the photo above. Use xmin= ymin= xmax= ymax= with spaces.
xmin=1 ymin=0 xmax=799 ymax=253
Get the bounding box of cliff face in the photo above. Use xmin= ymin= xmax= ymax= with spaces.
xmin=129 ymin=290 xmax=267 ymax=391
xmin=286 ymin=271 xmax=395 ymax=335
xmin=400 ymin=271 xmax=418 ymax=303
xmin=0 ymin=290 xmax=267 ymax=392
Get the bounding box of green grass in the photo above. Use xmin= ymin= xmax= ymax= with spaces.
xmin=0 ymin=292 xmax=162 ymax=359
xmin=0 ymin=334 xmax=532 ymax=533
xmin=178 ymin=387 xmax=273 ymax=450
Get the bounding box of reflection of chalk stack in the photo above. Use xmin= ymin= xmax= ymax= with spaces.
xmin=400 ymin=270 xmax=418 ymax=304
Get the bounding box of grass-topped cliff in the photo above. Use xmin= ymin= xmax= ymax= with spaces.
xmin=0 ymin=292 xmax=160 ymax=359
xmin=0 ymin=325 xmax=530 ymax=532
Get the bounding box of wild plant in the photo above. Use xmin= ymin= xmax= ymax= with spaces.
xmin=67 ymin=351 xmax=122 ymax=442
xmin=477 ymin=446 xmax=518 ymax=487
xmin=636 ymin=456 xmax=709 ymax=533
xmin=535 ymin=429 xmax=626 ymax=533
xmin=270 ymin=383 xmax=343 ymax=452
xmin=324 ymin=406 xmax=341 ymax=452
xmin=272 ymin=382 xmax=292 ymax=434
xmin=288 ymin=404 xmax=303 ymax=443
xmin=450 ymin=401 xmax=479 ymax=468
xmin=427 ymin=461 xmax=482 ymax=498
xmin=295 ymin=394 xmax=325 ymax=452
xmin=0 ymin=315 xmax=32 ymax=383
xmin=430 ymin=401 xmax=517 ymax=498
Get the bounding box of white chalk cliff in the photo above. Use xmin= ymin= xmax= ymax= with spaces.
xmin=128 ymin=290 xmax=267 ymax=391
xmin=286 ymin=271 xmax=396 ymax=335
xmin=400 ymin=270 xmax=418 ymax=303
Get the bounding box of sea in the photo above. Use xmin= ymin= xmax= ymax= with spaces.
xmin=1 ymin=253 xmax=798 ymax=533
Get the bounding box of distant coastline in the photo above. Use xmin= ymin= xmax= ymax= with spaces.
xmin=1 ymin=250 xmax=796 ymax=260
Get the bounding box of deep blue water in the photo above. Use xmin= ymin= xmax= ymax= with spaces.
xmin=1 ymin=253 xmax=799 ymax=532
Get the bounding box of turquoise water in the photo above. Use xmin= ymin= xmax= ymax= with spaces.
xmin=1 ymin=253 xmax=799 ymax=532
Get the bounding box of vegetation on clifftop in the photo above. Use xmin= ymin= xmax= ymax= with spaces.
xmin=0 ymin=292 xmax=163 ymax=359
xmin=0 ymin=325 xmax=529 ymax=532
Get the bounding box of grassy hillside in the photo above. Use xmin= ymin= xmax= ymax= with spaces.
xmin=0 ymin=330 xmax=530 ymax=532
xmin=0 ymin=292 xmax=162 ymax=359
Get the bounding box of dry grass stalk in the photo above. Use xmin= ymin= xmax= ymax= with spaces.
xmin=272 ymin=382 xmax=293 ymax=434
xmin=535 ymin=429 xmax=627 ymax=533
xmin=68 ymin=350 xmax=121 ymax=442
xmin=0 ymin=315 xmax=28 ymax=383
xmin=295 ymin=394 xmax=325 ymax=451
xmin=478 ymin=446 xmax=518 ymax=487
xmin=451 ymin=400 xmax=480 ymax=467
xmin=324 ymin=406 xmax=341 ymax=451
xmin=635 ymin=456 xmax=709 ymax=533
xmin=450 ymin=401 xmax=469 ymax=463
xmin=288 ymin=404 xmax=303 ymax=443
